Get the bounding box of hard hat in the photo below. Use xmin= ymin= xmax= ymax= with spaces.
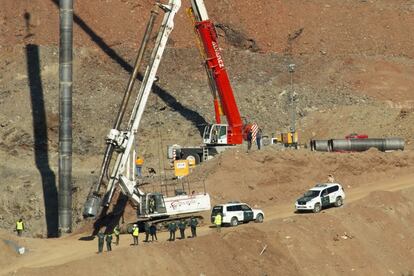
xmin=133 ymin=224 xmax=137 ymax=226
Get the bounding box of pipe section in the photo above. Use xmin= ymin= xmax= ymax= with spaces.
xmin=328 ymin=138 xmax=405 ymax=152
xmin=310 ymin=140 xmax=329 ymax=152
xmin=58 ymin=0 xmax=73 ymax=234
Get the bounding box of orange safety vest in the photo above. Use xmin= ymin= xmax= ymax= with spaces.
xmin=135 ymin=158 xmax=143 ymax=166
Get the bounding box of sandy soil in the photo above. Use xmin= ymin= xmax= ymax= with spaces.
xmin=1 ymin=0 xmax=414 ymax=275
xmin=2 ymin=170 xmax=414 ymax=275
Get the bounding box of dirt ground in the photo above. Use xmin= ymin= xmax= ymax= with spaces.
xmin=1 ymin=0 xmax=414 ymax=275
xmin=2 ymin=167 xmax=414 ymax=275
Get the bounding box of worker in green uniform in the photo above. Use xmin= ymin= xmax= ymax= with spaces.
xmin=144 ymin=221 xmax=151 ymax=242
xmin=189 ymin=216 xmax=198 ymax=238
xmin=97 ymin=231 xmax=105 ymax=253
xmin=113 ymin=225 xmax=120 ymax=245
xmin=106 ymin=232 xmax=113 ymax=252
xmin=149 ymin=223 xmax=157 ymax=242
xmin=178 ymin=219 xmax=187 ymax=239
xmin=168 ymin=221 xmax=177 ymax=241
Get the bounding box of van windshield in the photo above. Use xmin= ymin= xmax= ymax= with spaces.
xmin=304 ymin=190 xmax=320 ymax=198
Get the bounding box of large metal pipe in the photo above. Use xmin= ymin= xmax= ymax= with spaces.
xmin=328 ymin=138 xmax=405 ymax=152
xmin=310 ymin=140 xmax=329 ymax=152
xmin=58 ymin=0 xmax=73 ymax=234
xmin=83 ymin=3 xmax=159 ymax=218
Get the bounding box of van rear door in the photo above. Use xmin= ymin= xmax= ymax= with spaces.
xmin=211 ymin=205 xmax=223 ymax=223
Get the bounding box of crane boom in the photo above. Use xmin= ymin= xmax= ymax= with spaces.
xmin=190 ymin=0 xmax=244 ymax=145
xmin=83 ymin=0 xmax=181 ymax=218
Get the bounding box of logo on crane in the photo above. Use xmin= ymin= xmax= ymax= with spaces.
xmin=170 ymin=198 xmax=197 ymax=210
xmin=212 ymin=41 xmax=224 ymax=68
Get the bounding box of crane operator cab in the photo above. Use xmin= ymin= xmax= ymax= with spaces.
xmin=203 ymin=124 xmax=228 ymax=145
xmin=141 ymin=193 xmax=167 ymax=216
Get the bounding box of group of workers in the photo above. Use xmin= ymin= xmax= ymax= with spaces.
xmin=247 ymin=128 xmax=263 ymax=152
xmin=96 ymin=216 xmax=199 ymax=253
xmin=97 ymin=225 xmax=120 ymax=254
xmin=167 ymin=216 xmax=199 ymax=241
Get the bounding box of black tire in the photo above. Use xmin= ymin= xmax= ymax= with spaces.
xmin=334 ymin=196 xmax=343 ymax=207
xmin=183 ymin=152 xmax=201 ymax=165
xmin=230 ymin=217 xmax=238 ymax=227
xmin=313 ymin=203 xmax=321 ymax=213
xmin=255 ymin=213 xmax=264 ymax=223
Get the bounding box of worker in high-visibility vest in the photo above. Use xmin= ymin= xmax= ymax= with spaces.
xmin=15 ymin=218 xmax=24 ymax=237
xmin=214 ymin=213 xmax=222 ymax=233
xmin=132 ymin=224 xmax=139 ymax=246
xmin=135 ymin=157 xmax=144 ymax=178
xmin=113 ymin=225 xmax=120 ymax=246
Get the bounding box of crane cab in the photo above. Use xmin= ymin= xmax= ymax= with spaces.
xmin=139 ymin=191 xmax=212 ymax=219
xmin=203 ymin=124 xmax=228 ymax=145
xmin=140 ymin=193 xmax=167 ymax=217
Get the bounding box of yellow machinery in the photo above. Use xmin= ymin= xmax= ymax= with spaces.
xmin=271 ymin=131 xmax=299 ymax=148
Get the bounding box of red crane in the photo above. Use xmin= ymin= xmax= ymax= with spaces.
xmin=190 ymin=0 xmax=246 ymax=145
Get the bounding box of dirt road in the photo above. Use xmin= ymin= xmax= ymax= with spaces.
xmin=3 ymin=172 xmax=413 ymax=275
xmin=263 ymin=172 xmax=414 ymax=221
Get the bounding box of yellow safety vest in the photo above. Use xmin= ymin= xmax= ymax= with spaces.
xmin=16 ymin=221 xmax=24 ymax=230
xmin=114 ymin=228 xmax=120 ymax=235
xmin=214 ymin=214 xmax=222 ymax=225
xmin=132 ymin=227 xmax=139 ymax=237
xmin=135 ymin=158 xmax=143 ymax=166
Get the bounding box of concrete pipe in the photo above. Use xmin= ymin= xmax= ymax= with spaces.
xmin=384 ymin=138 xmax=405 ymax=151
xmin=310 ymin=140 xmax=330 ymax=152
xmin=328 ymin=138 xmax=404 ymax=152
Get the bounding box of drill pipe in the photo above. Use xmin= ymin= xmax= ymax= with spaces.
xmin=83 ymin=3 xmax=159 ymax=218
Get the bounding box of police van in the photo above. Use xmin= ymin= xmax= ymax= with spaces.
xmin=211 ymin=202 xmax=264 ymax=226
xmin=295 ymin=183 xmax=346 ymax=213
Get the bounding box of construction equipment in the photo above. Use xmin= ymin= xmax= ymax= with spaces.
xmin=268 ymin=64 xmax=299 ymax=148
xmin=272 ymin=131 xmax=299 ymax=148
xmin=168 ymin=0 xmax=255 ymax=164
xmin=83 ymin=0 xmax=210 ymax=223
xmin=286 ymin=63 xmax=299 ymax=148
